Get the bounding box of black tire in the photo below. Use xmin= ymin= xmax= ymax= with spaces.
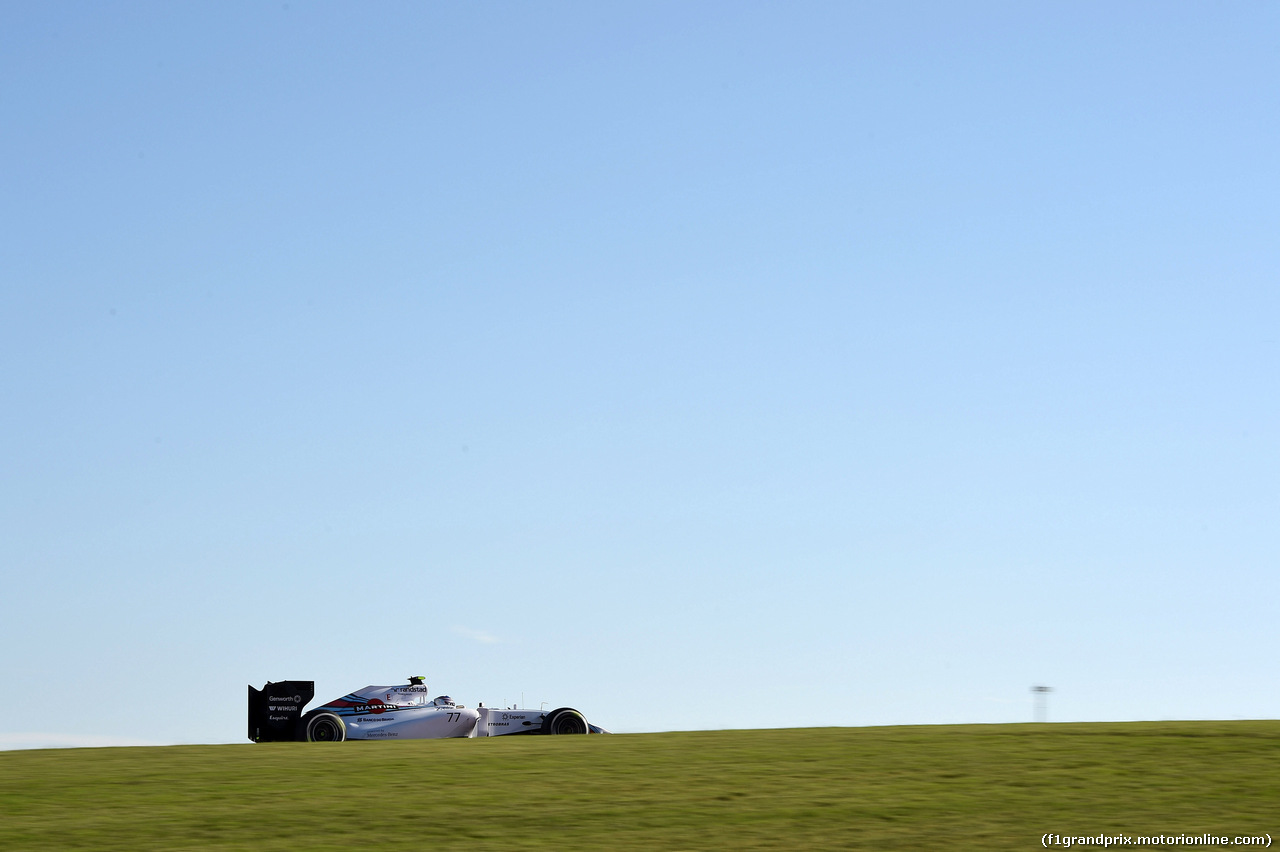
xmin=305 ymin=711 xmax=346 ymax=742
xmin=543 ymin=708 xmax=589 ymax=735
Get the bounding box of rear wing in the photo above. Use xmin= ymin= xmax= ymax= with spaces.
xmin=247 ymin=681 xmax=315 ymax=742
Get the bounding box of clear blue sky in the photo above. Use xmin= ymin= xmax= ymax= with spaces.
xmin=2 ymin=1 xmax=1277 ymax=749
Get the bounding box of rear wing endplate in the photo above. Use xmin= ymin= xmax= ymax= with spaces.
xmin=247 ymin=681 xmax=315 ymax=742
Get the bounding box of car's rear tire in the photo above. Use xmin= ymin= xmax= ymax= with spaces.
xmin=543 ymin=708 xmax=589 ymax=735
xmin=305 ymin=712 xmax=346 ymax=742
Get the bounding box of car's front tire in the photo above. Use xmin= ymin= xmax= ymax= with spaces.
xmin=304 ymin=711 xmax=346 ymax=742
xmin=543 ymin=708 xmax=589 ymax=735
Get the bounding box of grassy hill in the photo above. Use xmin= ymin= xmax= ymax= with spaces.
xmin=2 ymin=722 xmax=1277 ymax=850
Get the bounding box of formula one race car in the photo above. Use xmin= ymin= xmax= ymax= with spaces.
xmin=248 ymin=677 xmax=605 ymax=742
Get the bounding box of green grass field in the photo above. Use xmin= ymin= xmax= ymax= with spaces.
xmin=2 ymin=722 xmax=1276 ymax=850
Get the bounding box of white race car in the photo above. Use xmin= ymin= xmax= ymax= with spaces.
xmin=248 ymin=677 xmax=605 ymax=742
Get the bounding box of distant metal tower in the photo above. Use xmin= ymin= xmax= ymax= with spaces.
xmin=1031 ymin=685 xmax=1053 ymax=723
